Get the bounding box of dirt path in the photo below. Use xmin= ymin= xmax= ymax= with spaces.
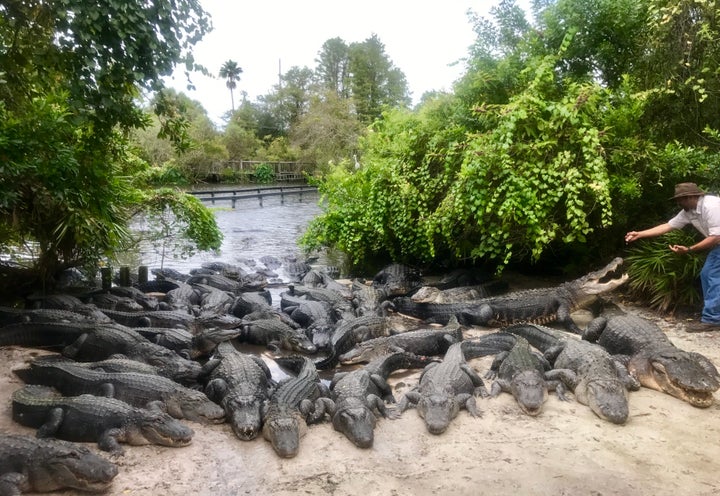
xmin=2 ymin=301 xmax=719 ymax=496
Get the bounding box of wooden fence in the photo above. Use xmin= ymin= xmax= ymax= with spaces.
xmin=204 ymin=161 xmax=312 ymax=182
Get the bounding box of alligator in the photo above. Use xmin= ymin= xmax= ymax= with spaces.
xmin=410 ymin=281 xmax=509 ymax=304
xmin=0 ymin=306 xmax=112 ymax=326
xmin=99 ymin=308 xmax=199 ymax=331
xmin=505 ymin=323 xmax=640 ymax=424
xmin=239 ymin=317 xmax=317 ymax=354
xmin=338 ymin=316 xmax=463 ymax=364
xmin=106 ymin=285 xmax=161 ymax=311
xmin=262 ymin=355 xmax=335 ymax=458
xmin=314 ymin=315 xmax=394 ymax=370
xmin=0 ymin=434 xmax=118 ymax=494
xmin=398 ymin=341 xmax=488 ymax=434
xmin=0 ymin=320 xmax=203 ymax=385
xmin=229 ymin=291 xmax=274 ymax=318
xmin=186 ymin=273 xmax=245 ymax=294
xmin=583 ymin=312 xmax=720 ymax=408
xmin=330 ymin=351 xmax=435 ymax=448
xmin=301 ymin=269 xmax=352 ymax=298
xmin=387 ymin=257 xmax=627 ymax=333
xmin=350 ymin=279 xmax=388 ymax=317
xmin=463 ymin=332 xmax=567 ymax=416
xmin=162 ymin=282 xmax=202 ymax=312
xmin=50 ymin=356 xmax=162 ymax=376
xmin=280 ymin=292 xmax=337 ymax=349
xmin=372 ymin=263 xmax=424 ymax=298
xmin=86 ymin=292 xmax=145 ymax=312
xmin=193 ymin=283 xmax=235 ymax=315
xmin=203 ymin=341 xmax=275 ymax=440
xmin=14 ymin=356 xmax=226 ymax=424
xmin=285 ymin=285 xmax=356 ymax=321
xmin=133 ymin=326 xmax=241 ymax=359
xmin=12 ymin=385 xmax=194 ymax=455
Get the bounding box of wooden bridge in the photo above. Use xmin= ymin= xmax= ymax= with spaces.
xmin=189 ymin=185 xmax=318 ymax=208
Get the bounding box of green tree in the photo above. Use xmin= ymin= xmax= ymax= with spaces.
xmin=316 ymin=37 xmax=350 ymax=98
xmin=290 ymin=91 xmax=365 ymax=167
xmin=219 ymin=59 xmax=243 ymax=112
xmin=348 ymin=35 xmax=411 ymax=123
xmin=0 ymin=0 xmax=221 ymax=296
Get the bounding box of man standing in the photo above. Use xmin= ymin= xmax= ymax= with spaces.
xmin=625 ymin=182 xmax=720 ymax=331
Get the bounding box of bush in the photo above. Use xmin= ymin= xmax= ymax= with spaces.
xmin=253 ymin=163 xmax=275 ymax=184
xmin=625 ymin=230 xmax=705 ymax=314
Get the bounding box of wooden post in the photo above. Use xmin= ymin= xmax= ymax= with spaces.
xmin=119 ymin=266 xmax=131 ymax=287
xmin=138 ymin=266 xmax=149 ymax=284
xmin=100 ymin=267 xmax=112 ymax=290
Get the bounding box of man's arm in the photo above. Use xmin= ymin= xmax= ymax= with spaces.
xmin=625 ymin=223 xmax=675 ymax=243
xmin=670 ymin=234 xmax=720 ymax=254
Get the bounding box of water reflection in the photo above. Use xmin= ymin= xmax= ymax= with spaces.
xmin=119 ymin=193 xmax=328 ymax=277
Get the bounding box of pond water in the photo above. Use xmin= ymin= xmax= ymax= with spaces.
xmin=122 ymin=191 xmax=335 ymax=281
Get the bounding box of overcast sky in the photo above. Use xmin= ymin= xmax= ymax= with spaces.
xmin=165 ymin=1 xmax=528 ymax=124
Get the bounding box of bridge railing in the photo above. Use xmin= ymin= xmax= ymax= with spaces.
xmin=188 ymin=185 xmax=318 ymax=208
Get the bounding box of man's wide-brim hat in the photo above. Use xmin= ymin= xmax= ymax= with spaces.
xmin=671 ymin=182 xmax=705 ymax=199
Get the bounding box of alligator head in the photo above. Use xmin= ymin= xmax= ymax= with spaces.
xmin=417 ymin=386 xmax=460 ymax=435
xmin=223 ymin=394 xmax=264 ymax=441
xmin=169 ymin=390 xmax=226 ymax=424
xmin=338 ymin=343 xmax=376 ymax=365
xmin=509 ymin=370 xmax=548 ymax=416
xmin=575 ymin=377 xmax=629 ymax=424
xmin=30 ymin=440 xmax=119 ymax=493
xmin=284 ymin=333 xmax=317 ymax=355
xmin=262 ymin=407 xmax=307 ymax=458
xmin=573 ymin=257 xmax=628 ymax=304
xmin=139 ymin=344 xmax=203 ymax=385
xmin=628 ymin=348 xmax=720 ymax=408
xmin=130 ymin=410 xmax=194 ymax=447
xmin=332 ymin=398 xmax=377 ymax=448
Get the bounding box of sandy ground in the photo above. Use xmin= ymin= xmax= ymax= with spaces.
xmin=1 ymin=300 xmax=719 ymax=496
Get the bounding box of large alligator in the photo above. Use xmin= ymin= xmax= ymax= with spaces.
xmin=330 ymin=351 xmax=435 ymax=448
xmin=350 ymin=280 xmax=388 ymax=317
xmin=99 ymin=308 xmax=199 ymax=331
xmin=0 ymin=434 xmax=119 ymax=494
xmin=463 ymin=332 xmax=567 ymax=416
xmin=398 ymin=341 xmax=488 ymax=434
xmin=505 ymin=323 xmax=639 ymax=424
xmin=133 ymin=326 xmax=241 ymax=359
xmin=14 ymin=356 xmax=226 ymax=424
xmin=338 ymin=316 xmax=463 ymax=364
xmin=239 ymin=317 xmax=317 ymax=354
xmin=387 ymin=257 xmax=627 ymax=333
xmin=285 ymin=285 xmax=356 ymax=321
xmin=314 ymin=315 xmax=394 ymax=369
xmin=203 ymin=341 xmax=275 ymax=440
xmin=583 ymin=312 xmax=720 ymax=407
xmin=280 ymin=292 xmax=337 ymax=350
xmin=12 ymin=385 xmax=194 ymax=455
xmin=372 ymin=263 xmax=424 ymax=298
xmin=410 ymin=281 xmax=510 ymax=303
xmin=262 ymin=356 xmax=335 ymax=458
xmin=0 ymin=321 xmax=202 ymax=385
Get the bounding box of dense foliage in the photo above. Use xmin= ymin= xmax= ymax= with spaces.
xmin=301 ymin=0 xmax=720 ymax=310
xmin=0 ymin=0 xmax=221 ymax=295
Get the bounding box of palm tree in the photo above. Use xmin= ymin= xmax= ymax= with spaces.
xmin=219 ymin=60 xmax=243 ymax=111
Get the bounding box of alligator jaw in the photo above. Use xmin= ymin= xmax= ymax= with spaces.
xmin=418 ymin=392 xmax=459 ymax=435
xmin=631 ymin=356 xmax=718 ymax=408
xmin=578 ymin=257 xmax=628 ymax=295
xmin=510 ymin=371 xmax=548 ymax=416
xmin=332 ymin=403 xmax=376 ymax=448
xmin=577 ymin=378 xmax=629 ymax=425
